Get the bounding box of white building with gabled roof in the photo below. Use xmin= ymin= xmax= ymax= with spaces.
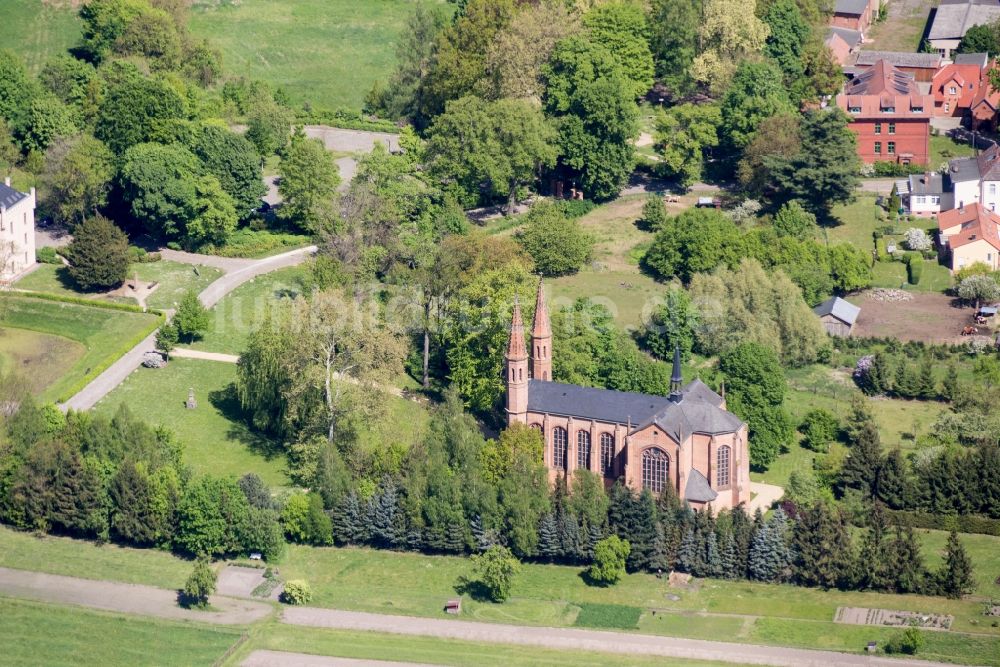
xmin=0 ymin=177 xmax=36 ymax=281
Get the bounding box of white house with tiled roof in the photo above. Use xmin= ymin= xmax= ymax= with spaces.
xmin=0 ymin=177 xmax=35 ymax=281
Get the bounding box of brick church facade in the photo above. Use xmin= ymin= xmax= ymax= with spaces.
xmin=505 ymin=283 xmax=751 ymax=511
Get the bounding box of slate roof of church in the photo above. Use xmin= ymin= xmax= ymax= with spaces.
xmin=526 ymin=378 xmax=743 ymax=439
xmin=0 ymin=183 xmax=27 ymax=209
xmin=684 ymin=469 xmax=719 ymax=503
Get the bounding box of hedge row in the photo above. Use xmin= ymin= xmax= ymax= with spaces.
xmin=1 ymin=290 xmax=163 ymax=316
xmin=887 ymin=509 xmax=1000 ymax=537
xmin=296 ymin=108 xmax=399 ymax=134
xmin=56 ymin=312 xmax=164 ymax=404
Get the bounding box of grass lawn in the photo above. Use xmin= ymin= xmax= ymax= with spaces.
xmin=0 ymin=597 xmax=241 ymax=667
xmin=864 ymin=0 xmax=935 ymax=52
xmin=931 ymin=133 xmax=976 ymax=166
xmin=4 ymin=0 xmax=82 ymax=73
xmin=93 ymin=358 xmax=291 ymax=488
xmin=227 ymin=623 xmax=755 ymax=667
xmin=0 ymin=327 xmax=84 ymax=395
xmin=15 ymin=261 xmax=223 ymax=311
xmin=0 ymin=295 xmax=161 ymax=402
xmin=189 ymin=0 xmax=451 ymax=112
xmin=0 ymin=525 xmax=189 ymax=589
xmin=189 ymin=265 xmax=307 ymax=356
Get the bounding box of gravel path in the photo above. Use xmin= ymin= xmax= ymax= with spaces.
xmin=281 ymin=607 xmax=958 ymax=667
xmin=243 ymin=651 xmax=436 ymax=667
xmin=171 ymin=348 xmax=240 ymax=363
xmin=0 ymin=567 xmax=271 ymax=625
xmin=747 ymin=482 xmax=784 ymax=513
xmin=60 ymin=245 xmax=315 ymax=412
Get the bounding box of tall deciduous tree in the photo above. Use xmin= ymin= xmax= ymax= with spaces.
xmin=648 ymin=0 xmax=701 ymax=96
xmin=582 ymin=1 xmax=654 ymax=99
xmin=120 ymin=141 xmax=200 ymax=240
xmin=720 ymin=61 xmax=793 ymax=153
xmin=41 ymin=134 xmax=115 ymax=224
xmin=189 ymin=125 xmax=267 ymax=218
xmin=96 ymin=64 xmax=185 ymax=154
xmin=543 ymin=35 xmax=639 ymax=200
xmin=515 ymin=202 xmax=593 ymax=275
xmin=426 ymin=96 xmax=557 ymax=211
xmin=691 ymin=0 xmax=770 ymax=93
xmin=654 ymin=103 xmax=721 ymax=187
xmin=277 ymin=129 xmax=340 ymax=232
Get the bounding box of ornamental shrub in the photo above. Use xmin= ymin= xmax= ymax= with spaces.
xmin=281 ymin=579 xmax=313 ymax=605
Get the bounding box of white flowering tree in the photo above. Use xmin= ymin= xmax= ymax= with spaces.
xmin=903 ymin=228 xmax=932 ymax=251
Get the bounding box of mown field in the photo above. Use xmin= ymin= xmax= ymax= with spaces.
xmin=0 ymin=295 xmax=161 ymax=402
xmin=0 ymin=597 xmax=242 ymax=667
xmin=189 ymin=0 xmax=448 ymax=111
xmin=3 ymin=0 xmax=82 ymax=73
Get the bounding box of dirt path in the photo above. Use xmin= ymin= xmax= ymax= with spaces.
xmin=280 ymin=607 xmax=957 ymax=667
xmin=243 ymin=651 xmax=436 ymax=667
xmin=748 ymin=482 xmax=784 ymax=513
xmin=171 ymin=348 xmax=241 ymax=363
xmin=0 ymin=567 xmax=271 ymax=625
xmin=60 ymin=246 xmax=316 ymax=412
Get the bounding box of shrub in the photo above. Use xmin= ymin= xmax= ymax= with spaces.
xmin=588 ymin=536 xmax=630 ymax=585
xmin=35 ymin=246 xmax=60 ymax=264
xmin=173 ymin=290 xmax=209 ymax=342
xmin=799 ymin=409 xmax=839 ymax=452
xmin=281 ymin=579 xmax=313 ymax=605
xmin=64 ymin=215 xmax=130 ymax=291
xmin=906 ymin=254 xmax=922 ymax=285
xmin=903 ymin=227 xmax=932 ymax=251
xmin=181 ymin=557 xmax=217 ymax=608
xmin=884 ymin=628 xmax=924 ymax=655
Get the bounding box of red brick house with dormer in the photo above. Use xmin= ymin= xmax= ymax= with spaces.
xmin=836 ymin=59 xmax=933 ymax=165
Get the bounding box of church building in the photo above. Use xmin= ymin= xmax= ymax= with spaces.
xmin=505 ymin=283 xmax=751 ymax=511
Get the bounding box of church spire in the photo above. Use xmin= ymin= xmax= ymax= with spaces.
xmin=669 ymin=344 xmax=683 ymax=403
xmin=531 ymin=279 xmax=552 ymax=381
xmin=506 ymin=297 xmax=529 ymax=422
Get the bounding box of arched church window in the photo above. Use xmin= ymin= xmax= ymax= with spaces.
xmin=577 ymin=431 xmax=591 ymax=469
xmin=553 ymin=427 xmax=568 ymax=470
xmin=600 ymin=433 xmax=615 ymax=476
xmin=717 ymin=445 xmax=731 ymax=488
xmin=642 ymin=447 xmax=669 ymax=494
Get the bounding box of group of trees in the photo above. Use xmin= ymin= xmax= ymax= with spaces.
xmin=0 ymin=0 xmax=336 ymax=258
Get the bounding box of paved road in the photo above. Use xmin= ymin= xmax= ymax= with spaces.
xmin=282 ymin=607 xmax=963 ymax=667
xmin=0 ymin=567 xmax=271 ymax=625
xmin=60 ymin=245 xmax=315 ymax=412
xmin=243 ymin=651 xmax=436 ymax=667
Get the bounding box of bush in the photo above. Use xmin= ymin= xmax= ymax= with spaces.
xmin=903 ymin=227 xmax=932 ymax=251
xmin=884 ymin=628 xmax=924 ymax=655
xmin=588 ymin=536 xmax=630 ymax=585
xmin=873 ymin=161 xmax=926 ymax=177
xmin=181 ymin=557 xmax=217 ymax=608
xmin=799 ymin=409 xmax=839 ymax=452
xmin=554 ymin=199 xmax=597 ymax=219
xmin=126 ymin=246 xmax=162 ymax=264
xmin=35 ymin=246 xmax=60 ymax=264
xmin=281 ymin=579 xmax=313 ymax=605
xmin=200 ymin=228 xmax=311 ymax=258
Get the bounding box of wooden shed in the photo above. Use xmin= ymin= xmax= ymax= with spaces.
xmin=813 ymin=297 xmax=861 ymax=337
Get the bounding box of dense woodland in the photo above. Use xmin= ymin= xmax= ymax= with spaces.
xmin=0 ymin=0 xmax=993 ymax=603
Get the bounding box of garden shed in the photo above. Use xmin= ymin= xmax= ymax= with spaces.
xmin=813 ymin=297 xmax=861 ymax=337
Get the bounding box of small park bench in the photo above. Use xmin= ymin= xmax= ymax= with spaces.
xmin=444 ymin=599 xmax=461 ymax=615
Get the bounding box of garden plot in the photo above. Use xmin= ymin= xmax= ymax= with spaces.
xmin=835 ymin=606 xmax=953 ymax=630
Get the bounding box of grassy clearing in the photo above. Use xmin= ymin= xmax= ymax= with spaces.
xmin=189 ymin=0 xmax=449 ymax=112
xmin=0 ymin=525 xmax=188 ymax=589
xmin=0 ymin=327 xmax=84 ymax=395
xmin=573 ymin=603 xmax=642 ymax=629
xmin=190 ymin=265 xmax=307 ymax=356
xmin=0 ymin=295 xmax=161 ymax=402
xmin=0 ymin=597 xmax=241 ymax=667
xmin=16 ymin=261 xmax=223 ymax=311
xmin=227 ymin=623 xmax=754 ymax=667
xmin=864 ymin=0 xmax=935 ymax=52
xmin=4 ymin=0 xmax=82 ymax=73
xmin=93 ymin=358 xmax=291 ymax=488
xmin=931 ymin=133 xmax=976 ymax=166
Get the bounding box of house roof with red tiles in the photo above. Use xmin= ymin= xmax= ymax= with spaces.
xmin=938 ymin=202 xmax=1000 ymax=251
xmin=933 ymin=61 xmax=985 ymax=109
xmin=971 ymin=63 xmax=1000 ymax=114
xmin=836 ymin=60 xmax=934 ymax=119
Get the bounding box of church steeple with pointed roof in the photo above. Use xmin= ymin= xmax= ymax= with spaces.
xmin=531 ymin=279 xmax=552 ymax=381
xmin=505 ymin=297 xmax=528 ymax=421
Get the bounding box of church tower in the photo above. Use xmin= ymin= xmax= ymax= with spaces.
xmin=506 ymin=297 xmax=529 ymax=422
xmin=669 ymin=344 xmax=683 ymax=403
xmin=531 ymin=279 xmax=552 ymax=381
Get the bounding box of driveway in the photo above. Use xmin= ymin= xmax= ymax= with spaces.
xmin=281 ymin=607 xmax=958 ymax=667
xmin=60 ymin=245 xmax=315 ymax=412
xmin=0 ymin=567 xmax=271 ymax=625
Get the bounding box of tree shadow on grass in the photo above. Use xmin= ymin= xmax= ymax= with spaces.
xmin=208 ymin=383 xmax=284 ymax=461
xmin=453 ymin=576 xmax=493 ymax=602
xmin=578 ymin=568 xmax=612 ymax=588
